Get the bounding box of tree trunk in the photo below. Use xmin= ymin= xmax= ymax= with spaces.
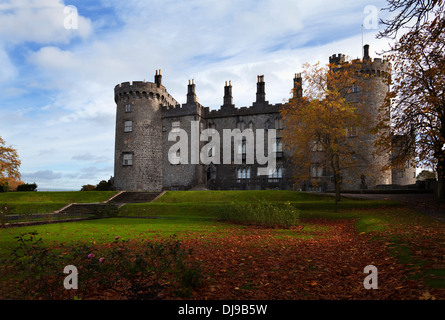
xmin=333 ymin=154 xmax=341 ymax=213
xmin=435 ymin=147 xmax=445 ymax=203
xmin=437 ymin=167 xmax=445 ymax=203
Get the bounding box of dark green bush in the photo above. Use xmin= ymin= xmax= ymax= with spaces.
xmin=93 ymin=203 xmax=119 ymax=218
xmin=81 ymin=184 xmax=96 ymax=191
xmin=17 ymin=183 xmax=37 ymax=192
xmin=218 ymin=199 xmax=300 ymax=229
xmin=95 ymin=180 xmax=113 ymax=191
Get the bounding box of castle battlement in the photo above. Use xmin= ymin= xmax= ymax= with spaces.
xmin=360 ymin=58 xmax=391 ymax=78
xmin=204 ymin=102 xmax=282 ymax=119
xmin=114 ymin=80 xmax=179 ymax=107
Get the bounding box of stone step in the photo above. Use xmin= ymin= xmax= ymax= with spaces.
xmin=108 ymin=192 xmax=163 ymax=204
xmin=59 ymin=203 xmax=104 ymax=215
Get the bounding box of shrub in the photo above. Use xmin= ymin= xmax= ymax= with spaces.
xmin=81 ymin=184 xmax=96 ymax=191
xmin=17 ymin=183 xmax=37 ymax=192
xmin=0 ymin=184 xmax=9 ymax=193
xmin=217 ymin=199 xmax=300 ymax=229
xmin=1 ymin=233 xmax=202 ymax=300
xmin=93 ymin=203 xmax=119 ymax=218
xmin=96 ymin=180 xmax=113 ymax=191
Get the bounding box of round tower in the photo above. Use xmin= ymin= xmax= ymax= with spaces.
xmin=113 ymin=70 xmax=178 ymax=191
xmin=329 ymin=45 xmax=392 ymax=189
xmin=357 ymin=49 xmax=392 ymax=188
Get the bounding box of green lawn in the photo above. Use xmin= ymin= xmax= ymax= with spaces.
xmin=0 ymin=190 xmax=443 ymax=294
xmin=0 ymin=191 xmax=117 ymax=214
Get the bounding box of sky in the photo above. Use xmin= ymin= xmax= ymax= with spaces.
xmin=0 ymin=0 xmax=395 ymax=191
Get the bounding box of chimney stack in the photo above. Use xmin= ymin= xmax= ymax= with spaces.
xmin=223 ymin=80 xmax=234 ymax=107
xmin=154 ymin=69 xmax=162 ymax=87
xmin=363 ymin=44 xmax=370 ymax=60
xmin=256 ymin=75 xmax=266 ymax=103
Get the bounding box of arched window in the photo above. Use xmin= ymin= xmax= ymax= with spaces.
xmin=265 ymin=119 xmax=272 ymax=130
xmin=237 ymin=120 xmax=245 ymax=131
xmin=248 ymin=121 xmax=254 ymax=131
xmin=268 ymin=167 xmax=283 ymax=183
xmin=237 ymin=167 xmax=251 ymax=182
xmin=273 ymin=139 xmax=283 ymax=152
xmin=275 ymin=118 xmax=283 ymax=130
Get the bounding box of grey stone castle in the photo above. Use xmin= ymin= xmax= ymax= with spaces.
xmin=113 ymin=45 xmax=416 ymax=192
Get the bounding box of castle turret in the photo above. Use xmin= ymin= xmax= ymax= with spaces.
xmin=113 ymin=71 xmax=178 ymax=191
xmin=334 ymin=45 xmax=393 ymax=189
xmin=329 ymin=53 xmax=346 ymax=65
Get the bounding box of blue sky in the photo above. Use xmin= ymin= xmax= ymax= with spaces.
xmin=0 ymin=0 xmax=392 ymax=190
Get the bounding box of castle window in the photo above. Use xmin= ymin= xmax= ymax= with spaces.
xmin=347 ymin=126 xmax=357 ymax=137
xmin=125 ymin=104 xmax=132 ymax=112
xmin=208 ymin=122 xmax=216 ymax=129
xmin=268 ymin=167 xmax=283 ymax=183
xmin=207 ymin=167 xmax=216 ymax=181
xmin=265 ymin=119 xmax=272 ymax=130
xmin=208 ymin=145 xmax=216 ymax=157
xmin=275 ymin=118 xmax=284 ymax=130
xmin=248 ymin=121 xmax=254 ymax=131
xmin=124 ymin=121 xmax=133 ymax=132
xmin=352 ymin=84 xmax=359 ymax=93
xmin=310 ymin=164 xmax=323 ymax=178
xmin=237 ymin=120 xmax=245 ymax=131
xmin=273 ymin=138 xmax=283 ymax=152
xmin=237 ymin=167 xmax=251 ymax=182
xmin=172 ymin=121 xmax=180 ymax=133
xmin=311 ymin=141 xmax=324 ymax=152
xmin=123 ymin=153 xmax=133 ymax=166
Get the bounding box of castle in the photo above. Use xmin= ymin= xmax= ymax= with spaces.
xmin=113 ymin=45 xmax=416 ymax=192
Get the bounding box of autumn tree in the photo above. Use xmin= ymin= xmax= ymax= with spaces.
xmin=281 ymin=60 xmax=373 ymax=212
xmin=376 ymin=2 xmax=445 ymax=201
xmin=0 ymin=136 xmax=21 ymax=191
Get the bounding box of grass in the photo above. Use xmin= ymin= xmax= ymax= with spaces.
xmin=0 ymin=191 xmax=117 ymax=214
xmin=0 ymin=190 xmax=443 ymax=293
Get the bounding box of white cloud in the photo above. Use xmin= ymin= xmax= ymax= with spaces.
xmin=0 ymin=0 xmax=93 ymax=45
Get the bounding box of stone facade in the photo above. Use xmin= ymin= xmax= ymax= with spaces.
xmin=113 ymin=47 xmax=414 ymax=192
